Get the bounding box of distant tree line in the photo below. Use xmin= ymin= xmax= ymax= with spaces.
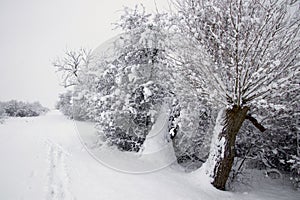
xmin=0 ymin=100 xmax=49 ymax=120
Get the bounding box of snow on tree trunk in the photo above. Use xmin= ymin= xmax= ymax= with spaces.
xmin=139 ymin=103 xmax=177 ymax=167
xmin=206 ymin=105 xmax=249 ymax=190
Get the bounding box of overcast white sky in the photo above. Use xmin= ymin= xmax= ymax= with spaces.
xmin=0 ymin=0 xmax=170 ymax=108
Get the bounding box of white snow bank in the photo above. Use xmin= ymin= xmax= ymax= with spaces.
xmin=75 ymin=103 xmax=177 ymax=174
xmin=0 ymin=110 xmax=299 ymax=200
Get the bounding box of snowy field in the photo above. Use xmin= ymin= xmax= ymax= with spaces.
xmin=0 ymin=110 xmax=299 ymax=200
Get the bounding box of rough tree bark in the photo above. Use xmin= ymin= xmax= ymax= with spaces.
xmin=211 ymin=105 xmax=249 ymax=190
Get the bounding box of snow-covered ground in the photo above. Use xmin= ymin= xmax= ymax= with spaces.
xmin=0 ymin=110 xmax=299 ymax=200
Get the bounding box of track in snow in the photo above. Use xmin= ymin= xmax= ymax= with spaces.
xmin=45 ymin=139 xmax=73 ymax=200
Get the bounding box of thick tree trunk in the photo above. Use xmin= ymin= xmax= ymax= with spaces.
xmin=211 ymin=105 xmax=249 ymax=190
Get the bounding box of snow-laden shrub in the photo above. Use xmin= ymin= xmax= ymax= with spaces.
xmin=0 ymin=100 xmax=48 ymax=117
xmin=94 ymin=61 xmax=172 ymax=152
xmin=235 ymin=99 xmax=300 ymax=188
xmin=290 ymin=156 xmax=300 ymax=190
xmin=0 ymin=103 xmax=6 ymax=123
xmin=171 ymin=97 xmax=216 ymax=170
xmin=56 ymin=91 xmax=73 ymax=118
xmin=56 ymin=90 xmax=91 ymax=121
xmin=87 ymin=6 xmax=177 ymax=152
xmin=113 ymin=5 xmax=217 ymax=162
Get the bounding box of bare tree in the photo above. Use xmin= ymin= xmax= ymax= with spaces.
xmin=53 ymin=48 xmax=93 ymax=88
xmin=169 ymin=0 xmax=300 ymax=190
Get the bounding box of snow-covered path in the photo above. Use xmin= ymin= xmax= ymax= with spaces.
xmin=0 ymin=111 xmax=299 ymax=200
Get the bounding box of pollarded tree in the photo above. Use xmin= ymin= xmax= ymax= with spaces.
xmin=169 ymin=0 xmax=300 ymax=190
xmin=234 ymin=73 xmax=300 ymax=188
